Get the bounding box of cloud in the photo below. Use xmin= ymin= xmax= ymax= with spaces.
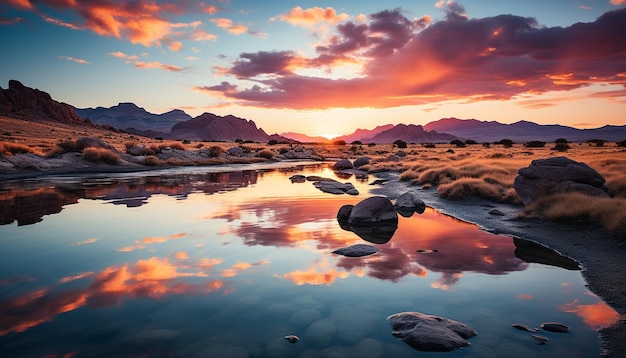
xmin=610 ymin=0 xmax=626 ymax=4
xmin=0 ymin=16 xmax=22 ymax=25
xmin=108 ymin=51 xmax=184 ymax=72
xmin=59 ymin=55 xmax=90 ymax=64
xmin=211 ymin=17 xmax=252 ymax=35
xmin=3 ymin=0 xmax=209 ymax=49
xmin=202 ymin=6 xmax=626 ymax=110
xmin=277 ymin=6 xmax=350 ymax=27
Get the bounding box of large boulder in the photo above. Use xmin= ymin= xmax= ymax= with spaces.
xmin=387 ymin=312 xmax=477 ymax=352
xmin=353 ymin=156 xmax=370 ymax=168
xmin=514 ymin=156 xmax=608 ymax=206
xmin=348 ymin=196 xmax=398 ymax=226
xmin=332 ymin=159 xmax=353 ymax=170
xmin=394 ymin=192 xmax=426 ymax=217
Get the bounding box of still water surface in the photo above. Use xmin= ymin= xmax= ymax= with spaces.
xmin=0 ymin=163 xmax=619 ymax=357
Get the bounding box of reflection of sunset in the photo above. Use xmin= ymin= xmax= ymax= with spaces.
xmin=517 ymin=294 xmax=534 ymax=300
xmin=118 ymin=232 xmax=187 ymax=252
xmin=559 ymin=299 xmax=620 ymax=330
xmin=282 ymin=258 xmax=349 ymax=286
xmin=0 ymin=257 xmax=225 ymax=335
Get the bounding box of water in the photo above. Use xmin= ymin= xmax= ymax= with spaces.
xmin=0 ymin=163 xmax=618 ymax=357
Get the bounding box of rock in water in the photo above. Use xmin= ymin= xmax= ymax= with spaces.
xmin=541 ymin=322 xmax=570 ymax=333
xmin=284 ymin=335 xmax=299 ymax=343
xmin=348 ymin=196 xmax=398 ymax=226
xmin=387 ymin=312 xmax=477 ymax=352
xmin=531 ymin=334 xmax=549 ymax=345
xmin=394 ymin=192 xmax=426 ymax=217
xmin=514 ymin=156 xmax=608 ymax=206
xmin=332 ymin=159 xmax=353 ymax=170
xmin=332 ymin=244 xmax=380 ymax=257
xmin=511 ymin=324 xmax=537 ymax=332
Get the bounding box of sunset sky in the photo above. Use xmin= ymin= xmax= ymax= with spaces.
xmin=1 ymin=0 xmax=625 ymax=138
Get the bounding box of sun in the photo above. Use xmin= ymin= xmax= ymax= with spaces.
xmin=320 ymin=133 xmax=339 ymax=140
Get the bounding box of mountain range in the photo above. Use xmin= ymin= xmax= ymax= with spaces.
xmin=2 ymin=80 xmax=626 ymax=144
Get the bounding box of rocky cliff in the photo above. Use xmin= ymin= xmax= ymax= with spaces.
xmin=169 ymin=113 xmax=270 ymax=142
xmin=0 ymin=80 xmax=82 ymax=124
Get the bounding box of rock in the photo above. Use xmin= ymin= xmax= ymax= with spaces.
xmin=387 ymin=312 xmax=477 ymax=352
xmin=333 ymin=159 xmax=353 ymax=170
xmin=488 ymin=209 xmax=505 ymax=216
xmin=332 ymin=244 xmax=380 ymax=257
xmin=284 ymin=335 xmax=299 ymax=343
xmin=289 ymin=174 xmax=306 ymax=183
xmin=446 ymin=149 xmax=455 ymax=154
xmin=387 ymin=154 xmax=400 ymax=162
xmin=531 ymin=334 xmax=549 ymax=345
xmin=369 ymin=179 xmax=388 ymax=185
xmin=541 ymin=322 xmax=569 ymax=333
xmin=0 ymin=80 xmax=82 ymax=124
xmin=348 ymin=196 xmax=398 ymax=226
xmin=394 ymin=192 xmax=426 ymax=217
xmin=337 ymin=205 xmax=353 ymax=227
xmin=313 ymin=180 xmax=359 ymax=195
xmin=395 ymin=150 xmax=407 ymax=157
xmin=416 ymin=249 xmax=438 ymax=254
xmin=514 ymin=156 xmax=608 ymax=206
xmin=353 ymin=156 xmax=370 ymax=168
xmin=226 ymin=146 xmax=244 ymax=157
xmin=512 ymin=324 xmax=538 ymax=332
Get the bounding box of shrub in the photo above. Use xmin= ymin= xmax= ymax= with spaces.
xmin=256 ymin=149 xmax=275 ymax=159
xmin=351 ymin=140 xmax=363 ymax=145
xmin=393 ymin=139 xmax=407 ymax=148
xmin=207 ymin=145 xmax=224 ymax=158
xmin=333 ymin=140 xmax=346 ymax=146
xmin=144 ymin=155 xmax=161 ymax=166
xmin=423 ymin=143 xmax=436 ymax=148
xmin=437 ymin=177 xmax=504 ymax=202
xmin=450 ymin=139 xmax=466 ymax=148
xmin=617 ymin=140 xmax=626 ymax=147
xmin=496 ymin=139 xmax=514 ymax=147
xmin=525 ymin=141 xmax=546 ymax=148
xmin=0 ymin=142 xmax=33 ymax=156
xmin=182 ymin=139 xmax=191 ymax=145
xmin=82 ymin=147 xmax=120 ymax=165
xmin=552 ymin=142 xmax=570 ymax=152
xmin=586 ymin=139 xmax=605 ymax=147
xmin=555 ymin=138 xmax=569 ymax=144
xmin=56 ymin=139 xmax=83 ymax=153
xmin=268 ymin=139 xmax=279 ymax=145
xmin=160 ymin=142 xmax=186 ymax=151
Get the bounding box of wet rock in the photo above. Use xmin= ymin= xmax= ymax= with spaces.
xmin=348 ymin=196 xmax=398 ymax=226
xmin=394 ymin=192 xmax=426 ymax=217
xmin=514 ymin=156 xmax=608 ymax=206
xmin=541 ymin=322 xmax=570 ymax=333
xmin=387 ymin=312 xmax=477 ymax=352
xmin=512 ymin=324 xmax=538 ymax=332
xmin=333 ymin=159 xmax=353 ymax=170
xmin=353 ymin=156 xmax=370 ymax=168
xmin=306 ymin=175 xmax=335 ymax=182
xmin=289 ymin=174 xmax=306 ymax=183
xmin=369 ymin=179 xmax=388 ymax=185
xmin=313 ymin=180 xmax=359 ymax=195
xmin=531 ymin=334 xmax=549 ymax=345
xmin=332 ymin=244 xmax=380 ymax=257
xmin=489 ymin=209 xmax=505 ymax=216
xmin=416 ymin=249 xmax=438 ymax=254
xmin=337 ymin=205 xmax=353 ymax=224
xmin=284 ymin=335 xmax=299 ymax=343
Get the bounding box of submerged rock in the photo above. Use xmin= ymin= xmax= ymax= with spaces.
xmin=541 ymin=322 xmax=570 ymax=333
xmin=387 ymin=312 xmax=477 ymax=352
xmin=531 ymin=334 xmax=549 ymax=345
xmin=332 ymin=244 xmax=380 ymax=257
xmin=348 ymin=196 xmax=398 ymax=226
xmin=514 ymin=156 xmax=608 ymax=206
xmin=512 ymin=324 xmax=538 ymax=332
xmin=313 ymin=180 xmax=359 ymax=195
xmin=284 ymin=335 xmax=299 ymax=343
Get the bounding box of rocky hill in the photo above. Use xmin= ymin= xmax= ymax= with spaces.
xmin=334 ymin=124 xmax=395 ymax=143
xmin=0 ymin=80 xmax=82 ymax=124
xmin=424 ymin=117 xmax=626 ymax=143
xmin=362 ymin=124 xmax=457 ymax=143
xmin=74 ymin=103 xmax=191 ymax=132
xmin=168 ymin=113 xmax=271 ymax=142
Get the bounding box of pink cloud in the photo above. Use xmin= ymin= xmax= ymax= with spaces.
xmin=210 ymin=17 xmax=250 ymax=35
xmin=277 ymin=6 xmax=350 ymax=26
xmin=59 ymin=55 xmax=90 ymax=64
xmin=202 ymin=5 xmax=626 ymax=110
xmin=108 ymin=51 xmax=184 ymax=72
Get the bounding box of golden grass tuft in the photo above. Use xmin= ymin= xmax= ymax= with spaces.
xmin=0 ymin=142 xmax=34 ymax=156
xmin=81 ymin=147 xmax=120 ymax=165
xmin=524 ymin=192 xmax=626 ymax=234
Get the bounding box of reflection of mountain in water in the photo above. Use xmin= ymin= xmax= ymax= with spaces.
xmin=0 ymin=171 xmax=259 ymax=226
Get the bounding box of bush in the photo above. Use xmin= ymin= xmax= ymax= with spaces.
xmin=268 ymin=139 xmax=279 ymax=145
xmin=586 ymin=139 xmax=605 ymax=147
xmin=333 ymin=140 xmax=346 ymax=146
xmin=81 ymin=147 xmax=120 ymax=165
xmin=144 ymin=155 xmax=161 ymax=166
xmin=555 ymin=138 xmax=569 ymax=144
xmin=525 ymin=141 xmax=546 ymax=148
xmin=256 ymin=149 xmax=275 ymax=159
xmin=450 ymin=139 xmax=466 ymax=148
xmin=160 ymin=142 xmax=186 ymax=151
xmin=56 ymin=139 xmax=83 ymax=153
xmin=207 ymin=145 xmax=224 ymax=158
xmin=552 ymin=142 xmax=570 ymax=152
xmin=0 ymin=142 xmax=33 ymax=156
xmin=351 ymin=140 xmax=363 ymax=145
xmin=393 ymin=139 xmax=407 ymax=148
xmin=496 ymin=139 xmax=514 ymax=147
xmin=617 ymin=140 xmax=626 ymax=147
xmin=465 ymin=139 xmax=477 ymax=145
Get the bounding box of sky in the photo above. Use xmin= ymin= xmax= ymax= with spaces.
xmin=1 ymin=0 xmax=625 ymax=138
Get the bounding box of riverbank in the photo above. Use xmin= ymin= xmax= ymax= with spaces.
xmin=371 ymin=171 xmax=625 ymax=357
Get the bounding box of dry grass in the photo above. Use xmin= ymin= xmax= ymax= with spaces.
xmin=81 ymin=147 xmax=121 ymax=165
xmin=0 ymin=142 xmax=34 ymax=156
xmin=523 ymin=192 xmax=626 ymax=235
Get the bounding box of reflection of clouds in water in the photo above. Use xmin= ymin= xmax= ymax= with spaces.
xmin=558 ymin=299 xmax=620 ymax=330
xmin=431 ymin=272 xmax=463 ymax=291
xmin=118 ymin=232 xmax=187 ymax=252
xmin=0 ymin=256 xmax=232 ymax=336
xmin=281 ymin=258 xmax=351 ymax=286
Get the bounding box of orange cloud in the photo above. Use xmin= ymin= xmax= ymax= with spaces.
xmin=174 ymin=251 xmax=189 ymax=259
xmin=211 ymin=17 xmax=249 ymax=35
xmin=59 ymin=55 xmax=90 ymax=64
xmin=191 ymin=28 xmax=217 ymax=41
xmin=203 ymin=6 xmax=626 ymax=110
xmin=278 ymin=6 xmax=350 ymax=26
xmin=0 ymin=256 xmax=225 ymax=335
xmin=610 ymin=0 xmax=626 ymax=4
xmin=118 ymin=232 xmax=187 ymax=252
xmin=283 ymin=259 xmax=350 ymax=286
xmin=516 ymin=294 xmax=534 ymax=300
xmin=75 ymin=238 xmax=97 ymax=245
xmin=558 ymin=299 xmax=620 ymax=330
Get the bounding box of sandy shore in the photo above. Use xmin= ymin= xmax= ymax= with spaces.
xmin=371 ymin=171 xmax=625 ymax=357
xmin=1 ymin=163 xmax=624 ymax=356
